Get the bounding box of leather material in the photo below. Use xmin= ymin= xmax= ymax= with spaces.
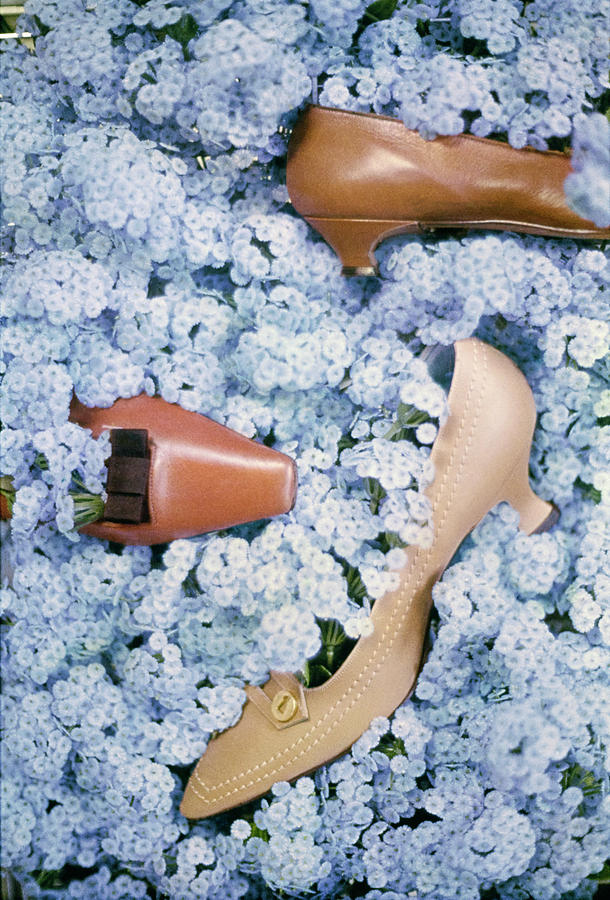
xmin=105 ymin=455 xmax=150 ymax=497
xmin=69 ymin=394 xmax=298 ymax=545
xmin=286 ymin=105 xmax=610 ymax=255
xmin=180 ymin=338 xmax=557 ymax=819
xmin=104 ymin=429 xmax=151 ymax=523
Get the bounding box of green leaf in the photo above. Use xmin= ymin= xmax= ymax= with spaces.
xmin=303 ymin=618 xmax=357 ymax=687
xmin=32 ymin=14 xmax=51 ymax=36
xmin=303 ymin=661 xmax=334 ymax=687
xmin=182 ymin=569 xmax=201 ymax=597
xmin=337 ymin=431 xmax=358 ymax=454
xmin=383 ymin=403 xmax=430 ymax=443
xmin=382 ymin=421 xmax=405 ymax=442
xmin=378 ymin=530 xmax=406 ymax=551
xmin=376 ymin=735 xmax=407 ymax=758
xmin=36 ymin=868 xmax=64 ymax=888
xmin=319 ymin=618 xmax=349 ymax=669
xmin=34 ymin=452 xmax=49 ymax=470
xmin=344 ymin=563 xmax=368 ymax=603
xmin=158 ymin=13 xmax=199 ymax=48
xmin=2 ymin=870 xmax=27 ymax=900
xmin=397 ymin=402 xmax=430 ymax=428
xmin=364 ymin=0 xmax=399 ymax=24
xmin=561 ymin=762 xmax=603 ymax=799
xmin=575 ymin=476 xmax=602 ymax=504
xmin=250 ymin=823 xmax=269 ymax=841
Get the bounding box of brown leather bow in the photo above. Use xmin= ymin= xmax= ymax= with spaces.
xmin=104 ymin=429 xmax=151 ymax=524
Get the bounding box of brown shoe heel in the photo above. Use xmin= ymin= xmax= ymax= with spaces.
xmin=305 ymin=216 xmax=419 ymax=276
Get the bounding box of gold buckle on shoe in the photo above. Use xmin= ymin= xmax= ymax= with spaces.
xmin=246 ymin=672 xmax=309 ymax=730
xmin=271 ymin=690 xmax=298 ymax=722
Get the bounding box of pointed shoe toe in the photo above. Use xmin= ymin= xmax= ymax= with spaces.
xmin=287 ymin=105 xmax=610 ymax=275
xmin=69 ymin=394 xmax=297 ymax=545
xmin=180 ymin=672 xmax=315 ymax=819
xmin=181 ymin=338 xmax=559 ymax=819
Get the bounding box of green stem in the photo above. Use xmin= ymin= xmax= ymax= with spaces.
xmin=0 ymin=474 xmax=105 ymax=528
xmin=70 ymin=493 xmax=106 ymax=527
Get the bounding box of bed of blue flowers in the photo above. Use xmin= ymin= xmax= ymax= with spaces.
xmin=1 ymin=1 xmax=609 ymax=898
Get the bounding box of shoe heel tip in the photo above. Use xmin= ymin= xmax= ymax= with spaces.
xmin=341 ymin=265 xmax=379 ymax=277
xmin=530 ymin=502 xmax=560 ymax=535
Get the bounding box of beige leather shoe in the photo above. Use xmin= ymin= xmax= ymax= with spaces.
xmin=69 ymin=395 xmax=297 ymax=545
xmin=180 ymin=338 xmax=558 ymax=818
xmin=287 ymin=105 xmax=610 ymax=275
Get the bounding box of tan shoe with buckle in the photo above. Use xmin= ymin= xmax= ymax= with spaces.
xmin=287 ymin=105 xmax=610 ymax=275
xmin=180 ymin=338 xmax=559 ymax=818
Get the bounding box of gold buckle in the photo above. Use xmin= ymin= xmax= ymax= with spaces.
xmin=270 ymin=690 xmax=298 ymax=722
xmin=246 ymin=672 xmax=309 ymax=730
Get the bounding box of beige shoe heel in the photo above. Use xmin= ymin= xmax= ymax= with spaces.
xmin=500 ymin=447 xmax=560 ymax=535
xmin=305 ymin=216 xmax=419 ymax=275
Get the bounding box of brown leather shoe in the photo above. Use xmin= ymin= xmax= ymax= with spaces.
xmin=287 ymin=105 xmax=610 ymax=275
xmin=69 ymin=394 xmax=297 ymax=545
xmin=180 ymin=338 xmax=559 ymax=819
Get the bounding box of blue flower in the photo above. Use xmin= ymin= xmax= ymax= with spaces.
xmin=1 ymin=1 xmax=609 ymax=896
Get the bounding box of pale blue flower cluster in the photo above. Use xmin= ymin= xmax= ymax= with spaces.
xmin=242 ymin=778 xmax=332 ymax=890
xmin=1 ymin=0 xmax=609 ymax=898
xmin=321 ymin=0 xmax=609 ymax=148
xmin=565 ymin=113 xmax=610 ymax=229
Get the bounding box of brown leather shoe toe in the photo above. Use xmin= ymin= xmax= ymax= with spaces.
xmin=69 ymin=394 xmax=297 ymax=545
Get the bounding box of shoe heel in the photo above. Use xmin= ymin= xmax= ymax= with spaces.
xmin=500 ymin=447 xmax=559 ymax=535
xmin=305 ymin=216 xmax=419 ymax=276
